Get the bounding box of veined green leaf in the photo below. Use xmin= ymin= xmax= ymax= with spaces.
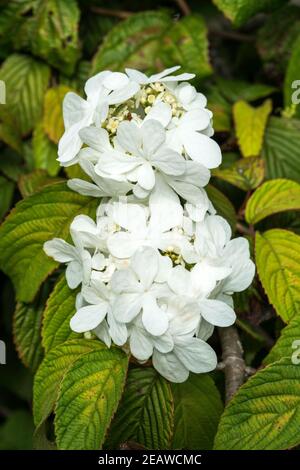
xmin=18 ymin=170 xmax=63 ymax=198
xmin=106 ymin=367 xmax=173 ymax=450
xmin=262 ymin=117 xmax=300 ymax=181
xmin=284 ymin=35 xmax=300 ymax=117
xmin=42 ymin=274 xmax=80 ymax=353
xmin=92 ymin=11 xmax=171 ymax=73
xmin=32 ymin=123 xmax=60 ymax=176
xmin=255 ymin=229 xmax=300 ymax=322
xmin=0 ymin=54 xmax=50 ymax=136
xmin=160 ymin=14 xmax=212 ymax=79
xmin=264 ymin=315 xmax=300 ymax=365
xmin=0 ymin=175 xmax=14 ymax=220
xmin=246 ymin=179 xmax=300 ymax=224
xmin=214 ymin=358 xmax=300 ymax=450
xmin=33 ymin=339 xmax=103 ymax=427
xmin=55 ymin=347 xmax=129 ymax=450
xmin=0 ymin=182 xmax=97 ymax=302
xmin=30 ymin=0 xmax=80 ymax=75
xmin=172 ymin=374 xmax=223 ymax=450
xmin=233 ymin=99 xmax=272 ymax=158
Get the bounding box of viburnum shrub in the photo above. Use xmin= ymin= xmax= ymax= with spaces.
xmin=43 ymin=67 xmax=255 ymax=383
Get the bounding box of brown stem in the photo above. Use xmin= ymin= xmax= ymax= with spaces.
xmin=218 ymin=326 xmax=245 ymax=403
xmin=209 ymin=28 xmax=255 ymax=42
xmin=236 ymin=222 xmax=255 ymax=237
xmin=175 ymin=0 xmax=191 ymax=15
xmin=90 ymin=6 xmax=132 ymax=19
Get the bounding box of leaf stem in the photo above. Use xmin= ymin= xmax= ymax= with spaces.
xmin=175 ymin=0 xmax=191 ymax=16
xmin=90 ymin=6 xmax=132 ymax=19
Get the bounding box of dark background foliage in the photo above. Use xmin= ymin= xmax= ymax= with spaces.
xmin=0 ymin=0 xmax=299 ymax=450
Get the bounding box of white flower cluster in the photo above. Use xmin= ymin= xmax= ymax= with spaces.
xmin=44 ymin=66 xmax=255 ymax=383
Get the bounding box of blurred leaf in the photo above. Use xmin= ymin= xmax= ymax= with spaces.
xmin=0 ymin=121 xmax=23 ymax=153
xmin=257 ymin=5 xmax=300 ymax=74
xmin=30 ymin=0 xmax=80 ymax=75
xmin=0 ymin=0 xmax=35 ymax=51
xmin=55 ymin=346 xmax=129 ymax=450
xmin=92 ymin=11 xmax=171 ymax=73
xmin=13 ymin=301 xmax=44 ymax=373
xmin=213 ymin=0 xmax=288 ymax=28
xmin=107 ymin=367 xmax=173 ymax=450
xmin=80 ymin=11 xmax=116 ymax=57
xmin=233 ymin=99 xmax=272 ymax=158
xmin=172 ymin=374 xmax=223 ymax=450
xmin=0 ymin=183 xmax=97 ymax=302
xmin=214 ymin=358 xmax=300 ymax=450
xmin=213 ymin=157 xmax=264 ymax=191
xmin=42 ymin=274 xmax=81 ymax=353
xmin=32 ymin=122 xmax=60 ymax=176
xmin=43 ymin=85 xmax=72 ymax=144
xmin=284 ymin=35 xmax=300 ymax=117
xmin=206 ymin=86 xmax=231 ymax=132
xmin=262 ymin=117 xmax=300 ymax=181
xmin=161 ymin=14 xmax=212 ymax=79
xmin=0 ymin=175 xmax=14 ymax=219
xmin=206 ymin=184 xmax=237 ymax=232
xmin=0 ymin=410 xmax=34 ymax=450
xmin=216 ymin=78 xmax=276 ymax=103
xmin=255 ymin=229 xmax=300 ymax=323
xmin=18 ymin=170 xmax=63 ymax=198
xmin=246 ymin=179 xmax=300 ymax=224
xmin=0 ymin=54 xmax=50 ymax=136
xmin=33 ymin=339 xmax=103 ymax=427
xmin=0 ymin=148 xmax=25 ymax=181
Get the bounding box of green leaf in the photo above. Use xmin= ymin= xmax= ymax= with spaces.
xmin=0 ymin=410 xmax=34 ymax=450
xmin=233 ymin=99 xmax=272 ymax=158
xmin=212 ymin=0 xmax=287 ymax=28
xmin=0 ymin=175 xmax=14 ymax=220
xmin=0 ymin=54 xmax=50 ymax=136
xmin=33 ymin=339 xmax=103 ymax=427
xmin=18 ymin=170 xmax=63 ymax=198
xmin=214 ymin=358 xmax=300 ymax=450
xmin=160 ymin=14 xmax=212 ymax=79
xmin=55 ymin=347 xmax=129 ymax=450
xmin=213 ymin=157 xmax=264 ymax=191
xmin=0 ymin=182 xmax=97 ymax=302
xmin=284 ymin=35 xmax=300 ymax=117
xmin=264 ymin=315 xmax=300 ymax=365
xmin=262 ymin=117 xmax=300 ymax=181
xmin=0 ymin=148 xmax=25 ymax=182
xmin=42 ymin=274 xmax=81 ymax=353
xmin=257 ymin=5 xmax=300 ymax=74
xmin=107 ymin=367 xmax=173 ymax=450
xmin=206 ymin=86 xmax=231 ymax=132
xmin=32 ymin=123 xmax=60 ymax=176
xmin=172 ymin=374 xmax=223 ymax=450
xmin=255 ymin=229 xmax=300 ymax=323
xmin=13 ymin=300 xmax=44 ymax=373
xmin=216 ymin=78 xmax=276 ymax=103
xmin=0 ymin=0 xmax=36 ymax=51
xmin=30 ymin=0 xmax=80 ymax=75
xmin=43 ymin=85 xmax=72 ymax=144
xmin=246 ymin=179 xmax=300 ymax=224
xmin=92 ymin=11 xmax=171 ymax=74
xmin=206 ymin=184 xmax=237 ymax=232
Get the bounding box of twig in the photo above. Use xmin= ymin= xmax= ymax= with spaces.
xmin=175 ymin=0 xmax=191 ymax=15
xmin=218 ymin=326 xmax=245 ymax=403
xmin=236 ymin=222 xmax=255 ymax=237
xmin=209 ymin=28 xmax=255 ymax=43
xmin=90 ymin=6 xmax=132 ymax=19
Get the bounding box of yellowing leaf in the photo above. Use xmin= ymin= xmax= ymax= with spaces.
xmin=55 ymin=347 xmax=129 ymax=450
xmin=255 ymin=229 xmax=300 ymax=323
xmin=233 ymin=99 xmax=272 ymax=157
xmin=43 ymin=85 xmax=72 ymax=144
xmin=246 ymin=179 xmax=300 ymax=224
xmin=214 ymin=358 xmax=300 ymax=450
xmin=213 ymin=157 xmax=264 ymax=191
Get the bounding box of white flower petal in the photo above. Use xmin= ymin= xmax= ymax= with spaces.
xmin=199 ymin=299 xmax=236 ymax=327
xmin=137 ymin=162 xmax=155 ymax=190
xmin=144 ymin=102 xmax=172 ymax=127
xmin=142 ymin=293 xmax=168 ymax=336
xmin=131 ymin=247 xmax=158 ymax=289
xmin=66 ymin=261 xmax=83 ymax=289
xmin=183 ymin=131 xmax=222 ymax=169
xmin=141 ymin=119 xmax=166 ymax=156
xmin=174 ymin=337 xmax=217 ymax=373
xmin=70 ymin=303 xmax=108 ymax=333
xmin=130 ymin=327 xmax=153 ymax=361
xmin=152 ymin=350 xmax=189 ymax=383
xmin=116 ymin=121 xmax=142 ymax=155
xmin=43 ymin=238 xmax=76 ymax=263
xmin=113 ymin=293 xmax=142 ymax=323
